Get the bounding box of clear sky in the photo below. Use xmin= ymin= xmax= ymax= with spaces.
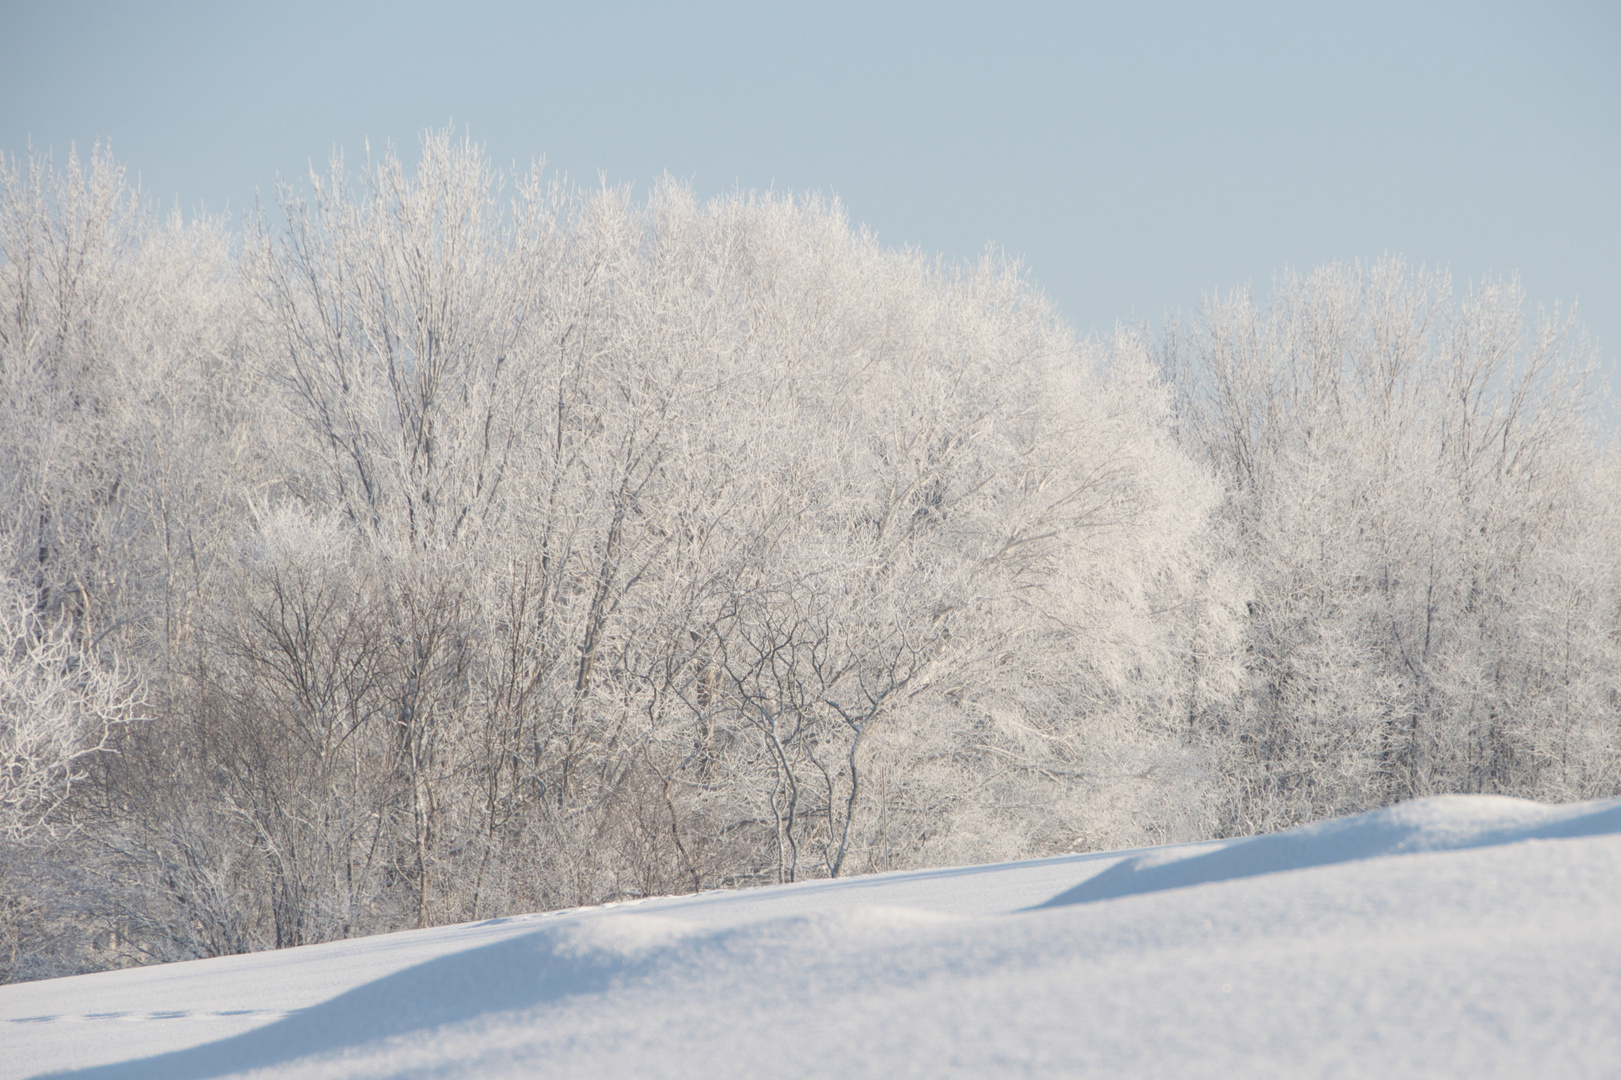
xmin=3 ymin=1 xmax=1617 ymax=384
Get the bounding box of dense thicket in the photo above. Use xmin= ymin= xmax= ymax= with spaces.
xmin=1 ymin=135 xmax=1614 ymax=982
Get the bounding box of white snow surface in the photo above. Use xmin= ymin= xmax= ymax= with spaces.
xmin=7 ymin=794 xmax=1621 ymax=1078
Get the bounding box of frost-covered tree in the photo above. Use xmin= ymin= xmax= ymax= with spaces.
xmin=0 ymin=144 xmax=256 ymax=977
xmin=191 ymin=133 xmax=1226 ymax=937
xmin=1164 ymin=260 xmax=1621 ymax=833
xmin=0 ymin=571 xmax=141 ymax=839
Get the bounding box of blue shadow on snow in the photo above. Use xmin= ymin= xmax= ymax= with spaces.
xmin=1033 ymin=795 xmax=1621 ymax=908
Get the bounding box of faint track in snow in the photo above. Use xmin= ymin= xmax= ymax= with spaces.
xmin=6 ymin=1008 xmax=302 ymax=1025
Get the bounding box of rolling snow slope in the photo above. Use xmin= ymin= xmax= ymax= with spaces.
xmin=6 ymin=794 xmax=1620 ymax=1078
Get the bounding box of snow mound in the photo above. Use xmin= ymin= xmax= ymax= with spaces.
xmin=1035 ymin=793 xmax=1621 ymax=908
xmin=45 ymin=916 xmax=693 ymax=1080
xmin=47 ymin=907 xmax=957 ymax=1080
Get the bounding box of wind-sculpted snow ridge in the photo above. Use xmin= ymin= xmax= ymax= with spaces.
xmin=18 ymin=795 xmax=1621 ymax=1079
xmin=42 ymin=909 xmax=962 ymax=1080
xmin=42 ymin=917 xmax=697 ymax=1080
xmin=1033 ymin=793 xmax=1621 ymax=908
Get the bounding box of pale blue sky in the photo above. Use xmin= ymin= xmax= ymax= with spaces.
xmin=3 ymin=1 xmax=1617 ymax=381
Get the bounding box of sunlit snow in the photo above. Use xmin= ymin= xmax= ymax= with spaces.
xmin=8 ymin=794 xmax=1620 ymax=1079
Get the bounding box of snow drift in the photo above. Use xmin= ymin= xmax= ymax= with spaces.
xmin=7 ymin=794 xmax=1621 ymax=1079
xmin=1035 ymin=793 xmax=1621 ymax=906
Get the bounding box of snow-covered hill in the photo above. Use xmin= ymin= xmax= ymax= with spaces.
xmin=8 ymin=795 xmax=1621 ymax=1079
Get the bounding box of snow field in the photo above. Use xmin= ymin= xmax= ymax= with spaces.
xmin=7 ymin=795 xmax=1620 ymax=1078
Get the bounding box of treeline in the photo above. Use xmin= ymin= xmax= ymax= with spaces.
xmin=2 ymin=134 xmax=1616 ymax=981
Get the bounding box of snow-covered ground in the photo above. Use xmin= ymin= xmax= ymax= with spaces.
xmin=7 ymin=794 xmax=1620 ymax=1079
